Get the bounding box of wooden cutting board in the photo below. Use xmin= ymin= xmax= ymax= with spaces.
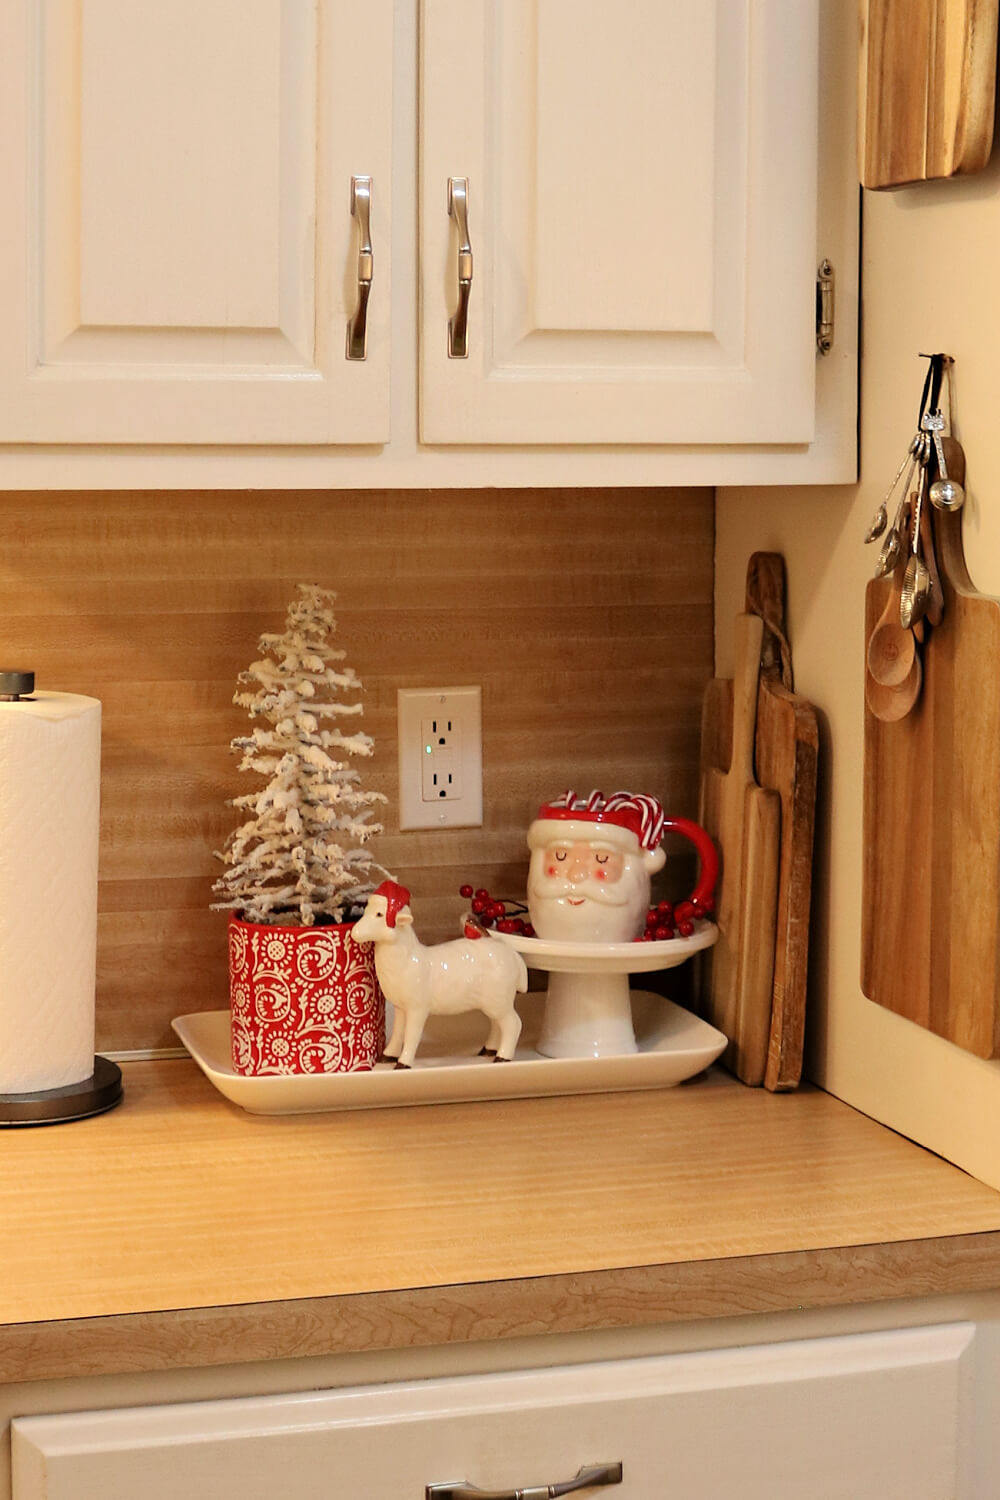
xmin=862 ymin=505 xmax=1000 ymax=1057
xmin=698 ymin=613 xmax=780 ymax=1085
xmin=745 ymin=555 xmax=819 ymax=1091
xmin=702 ymin=557 xmax=819 ymax=1091
xmin=858 ymin=0 xmax=998 ymax=188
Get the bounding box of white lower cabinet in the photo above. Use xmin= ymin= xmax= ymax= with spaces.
xmin=12 ymin=1323 xmax=976 ymax=1500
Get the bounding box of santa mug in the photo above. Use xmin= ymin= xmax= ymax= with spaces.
xmin=526 ymin=790 xmax=717 ymax=945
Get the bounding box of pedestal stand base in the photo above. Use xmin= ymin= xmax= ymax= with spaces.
xmin=537 ymin=970 xmax=638 ymax=1058
xmin=0 ymin=1056 xmax=124 ymax=1126
xmin=495 ymin=922 xmax=720 ymax=1061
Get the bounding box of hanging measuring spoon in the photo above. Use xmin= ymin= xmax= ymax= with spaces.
xmin=926 ymin=408 xmax=966 ymax=511
xmin=865 ymin=434 xmax=921 ymax=544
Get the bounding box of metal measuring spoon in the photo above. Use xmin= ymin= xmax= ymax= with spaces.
xmin=864 ymin=434 xmax=921 ymax=544
xmin=873 ymin=512 xmax=905 ymax=577
xmin=918 ymin=488 xmax=945 ymax=627
xmin=873 ymin=461 xmax=918 ymax=578
xmin=928 ymin=416 xmax=966 ymax=512
xmin=899 ymin=465 xmax=931 ymax=629
xmin=900 ymin=553 xmax=931 ymax=629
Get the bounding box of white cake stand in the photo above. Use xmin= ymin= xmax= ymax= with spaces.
xmin=495 ymin=922 xmax=718 ymax=1059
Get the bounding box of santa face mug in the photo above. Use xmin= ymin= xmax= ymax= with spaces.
xmin=526 ymin=791 xmax=669 ymax=943
xmin=523 ymin=791 xmax=719 ymax=1057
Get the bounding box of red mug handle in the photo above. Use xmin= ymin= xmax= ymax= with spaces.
xmin=662 ymin=816 xmax=718 ymax=915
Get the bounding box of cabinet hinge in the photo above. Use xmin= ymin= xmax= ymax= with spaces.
xmin=816 ymin=259 xmax=834 ymax=355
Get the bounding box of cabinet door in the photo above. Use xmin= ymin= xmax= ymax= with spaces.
xmin=420 ymin=0 xmax=819 ymax=446
xmin=12 ymin=1325 xmax=976 ymax=1500
xmin=0 ymin=0 xmax=391 ymax=445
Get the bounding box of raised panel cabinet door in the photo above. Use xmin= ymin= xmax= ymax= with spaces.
xmin=0 ymin=0 xmax=392 ymax=444
xmin=419 ymin=0 xmax=819 ymax=446
xmin=12 ymin=1324 xmax=977 ymax=1500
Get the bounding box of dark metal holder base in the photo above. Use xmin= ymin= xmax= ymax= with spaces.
xmin=0 ymin=1056 xmax=123 ymax=1127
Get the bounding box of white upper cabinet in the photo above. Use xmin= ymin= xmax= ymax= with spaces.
xmin=0 ymin=0 xmax=856 ymax=486
xmin=0 ymin=0 xmax=393 ymax=445
xmin=419 ymin=0 xmax=819 ymax=447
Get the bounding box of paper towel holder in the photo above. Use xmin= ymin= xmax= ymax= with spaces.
xmin=0 ymin=667 xmax=124 ymax=1125
xmin=0 ymin=669 xmax=35 ymax=701
xmin=0 ymin=1056 xmax=123 ymax=1127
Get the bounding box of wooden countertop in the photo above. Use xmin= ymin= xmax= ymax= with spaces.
xmin=3 ymin=1060 xmax=1000 ymax=1384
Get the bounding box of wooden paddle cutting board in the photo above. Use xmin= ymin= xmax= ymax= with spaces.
xmin=745 ymin=555 xmax=819 ymax=1091
xmin=862 ymin=505 xmax=1000 ymax=1057
xmin=699 ymin=613 xmax=780 ymax=1084
xmin=859 ymin=0 xmax=998 ymax=188
xmin=701 ymin=556 xmax=819 ymax=1091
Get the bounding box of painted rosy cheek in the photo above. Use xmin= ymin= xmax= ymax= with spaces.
xmin=595 ymin=869 xmax=606 ymax=881
xmin=547 ymin=865 xmax=556 ymax=876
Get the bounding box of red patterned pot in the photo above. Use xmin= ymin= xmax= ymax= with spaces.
xmin=228 ymin=917 xmax=384 ymax=1076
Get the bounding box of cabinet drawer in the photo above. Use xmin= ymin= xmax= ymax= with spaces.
xmin=13 ymin=1324 xmax=974 ymax=1500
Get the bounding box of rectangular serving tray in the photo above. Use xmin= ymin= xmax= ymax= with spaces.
xmin=172 ymin=992 xmax=726 ymax=1116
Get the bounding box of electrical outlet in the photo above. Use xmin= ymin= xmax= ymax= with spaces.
xmin=421 ymin=716 xmax=462 ymax=802
xmin=397 ymin=687 xmax=482 ymax=829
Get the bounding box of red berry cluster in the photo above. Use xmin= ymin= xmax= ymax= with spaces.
xmin=458 ymin=882 xmax=714 ymax=943
xmin=459 ymin=884 xmax=535 ymax=938
xmin=638 ymin=894 xmax=714 ymax=942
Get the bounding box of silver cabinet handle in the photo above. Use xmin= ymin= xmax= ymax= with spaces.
xmin=447 ymin=176 xmax=473 ymax=359
xmin=346 ymin=175 xmax=373 ymax=361
xmin=427 ymin=1462 xmax=624 ymax=1500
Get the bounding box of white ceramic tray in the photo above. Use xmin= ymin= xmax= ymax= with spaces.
xmin=172 ymin=993 xmax=727 ymax=1116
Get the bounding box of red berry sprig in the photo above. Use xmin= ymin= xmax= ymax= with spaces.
xmin=458 ymin=883 xmax=535 ymax=938
xmin=636 ymin=893 xmax=715 ymax=942
xmin=458 ymin=880 xmax=713 ymax=943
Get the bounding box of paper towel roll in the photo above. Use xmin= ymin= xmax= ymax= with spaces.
xmin=0 ymin=691 xmax=101 ymax=1094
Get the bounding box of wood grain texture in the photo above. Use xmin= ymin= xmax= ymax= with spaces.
xmin=862 ymin=505 xmax=1000 ymax=1056
xmin=6 ymin=1232 xmax=1000 ymax=1387
xmin=2 ymin=1060 xmax=1000 ymax=1343
xmin=699 ymin=615 xmax=780 ymax=1083
xmin=699 ymin=674 xmax=817 ymax=1092
xmin=755 ymin=681 xmax=818 ymax=1090
xmin=745 ymin=552 xmax=818 ymax=1092
xmin=0 ymin=488 xmax=712 ymax=1052
xmin=700 ymin=679 xmax=732 ymax=781
xmin=859 ymin=0 xmax=998 ymax=188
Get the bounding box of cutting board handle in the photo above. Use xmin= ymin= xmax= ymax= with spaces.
xmin=745 ymin=552 xmax=792 ymax=688
xmin=731 ymin=613 xmax=766 ymax=782
xmin=935 ymin=501 xmax=975 ymax=594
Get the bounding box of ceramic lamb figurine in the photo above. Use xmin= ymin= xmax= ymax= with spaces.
xmin=353 ymin=880 xmax=528 ymax=1067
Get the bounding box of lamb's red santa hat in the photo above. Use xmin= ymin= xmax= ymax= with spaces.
xmin=371 ymin=879 xmax=412 ymax=928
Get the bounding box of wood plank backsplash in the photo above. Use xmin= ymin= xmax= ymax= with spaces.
xmin=0 ymin=487 xmax=713 ymax=1052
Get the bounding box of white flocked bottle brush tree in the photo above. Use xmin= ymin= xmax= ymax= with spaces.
xmin=212 ymin=584 xmax=389 ymax=926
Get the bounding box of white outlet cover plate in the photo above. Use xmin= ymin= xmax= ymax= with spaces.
xmin=397 ymin=685 xmax=483 ymax=829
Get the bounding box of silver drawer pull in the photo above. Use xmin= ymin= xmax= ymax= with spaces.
xmin=447 ymin=176 xmax=473 ymax=358
xmin=346 ymin=175 xmax=373 ymax=361
xmin=427 ymin=1461 xmax=624 ymax=1500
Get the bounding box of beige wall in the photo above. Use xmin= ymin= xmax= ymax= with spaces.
xmin=0 ymin=486 xmax=712 ymax=1054
xmin=717 ymin=158 xmax=1000 ymax=1189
